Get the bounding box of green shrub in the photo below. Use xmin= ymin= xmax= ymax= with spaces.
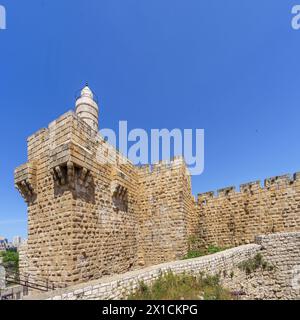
xmin=183 ymin=250 xmax=204 ymax=259
xmin=183 ymin=245 xmax=229 ymax=260
xmin=128 ymin=271 xmax=234 ymax=300
xmin=238 ymin=253 xmax=274 ymax=275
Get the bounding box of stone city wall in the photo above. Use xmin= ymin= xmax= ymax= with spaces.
xmin=136 ymin=158 xmax=196 ymax=266
xmin=197 ymin=174 xmax=300 ymax=247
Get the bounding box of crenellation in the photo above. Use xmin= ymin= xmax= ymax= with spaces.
xmin=143 ymin=157 xmax=186 ymax=174
xmin=217 ymin=186 xmax=236 ymax=197
xmin=197 ymin=191 xmax=215 ymax=204
xmin=264 ymin=174 xmax=292 ymax=188
xmin=293 ymin=172 xmax=300 ymax=181
xmin=240 ymin=180 xmax=261 ymax=193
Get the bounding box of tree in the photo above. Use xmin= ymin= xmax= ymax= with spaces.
xmin=0 ymin=250 xmax=19 ymax=273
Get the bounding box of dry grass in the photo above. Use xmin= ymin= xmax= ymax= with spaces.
xmin=128 ymin=271 xmax=234 ymax=300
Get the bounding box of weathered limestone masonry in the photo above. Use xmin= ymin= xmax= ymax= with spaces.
xmin=223 ymin=232 xmax=300 ymax=299
xmin=253 ymin=232 xmax=300 ymax=299
xmin=14 ymin=85 xmax=300 ymax=288
xmin=197 ymin=174 xmax=300 ymax=247
xmin=14 ymin=86 xmax=194 ymax=286
xmin=26 ymin=243 xmax=261 ymax=300
xmin=18 ymin=240 xmax=28 ymax=275
xmin=137 ymin=160 xmax=197 ymax=266
xmin=25 ymin=232 xmax=300 ymax=300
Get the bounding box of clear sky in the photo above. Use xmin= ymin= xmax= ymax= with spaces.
xmin=0 ymin=0 xmax=300 ymax=241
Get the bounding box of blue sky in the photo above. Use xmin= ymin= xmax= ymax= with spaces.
xmin=0 ymin=0 xmax=300 ymax=241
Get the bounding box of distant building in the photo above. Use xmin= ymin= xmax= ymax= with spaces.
xmin=0 ymin=237 xmax=8 ymax=251
xmin=12 ymin=236 xmax=22 ymax=248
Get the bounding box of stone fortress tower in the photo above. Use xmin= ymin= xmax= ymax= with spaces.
xmin=15 ymin=85 xmax=300 ymax=287
xmin=15 ymin=85 xmax=197 ymax=286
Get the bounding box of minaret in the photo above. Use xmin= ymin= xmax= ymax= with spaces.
xmin=75 ymin=84 xmax=99 ymax=131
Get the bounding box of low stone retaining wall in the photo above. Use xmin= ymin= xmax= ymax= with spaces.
xmin=27 ymin=244 xmax=260 ymax=300
xmin=223 ymin=232 xmax=300 ymax=300
xmin=258 ymin=231 xmax=300 ymax=299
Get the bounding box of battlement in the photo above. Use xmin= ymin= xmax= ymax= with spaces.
xmin=197 ymin=191 xmax=215 ymax=204
xmin=264 ymin=174 xmax=293 ymax=188
xmin=217 ymin=186 xmax=236 ymax=197
xmin=136 ymin=164 xmax=151 ymax=174
xmin=137 ymin=156 xmax=186 ymax=175
xmin=197 ymin=172 xmax=300 ymax=204
xmin=294 ymin=172 xmax=300 ymax=180
xmin=240 ymin=180 xmax=261 ymax=193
